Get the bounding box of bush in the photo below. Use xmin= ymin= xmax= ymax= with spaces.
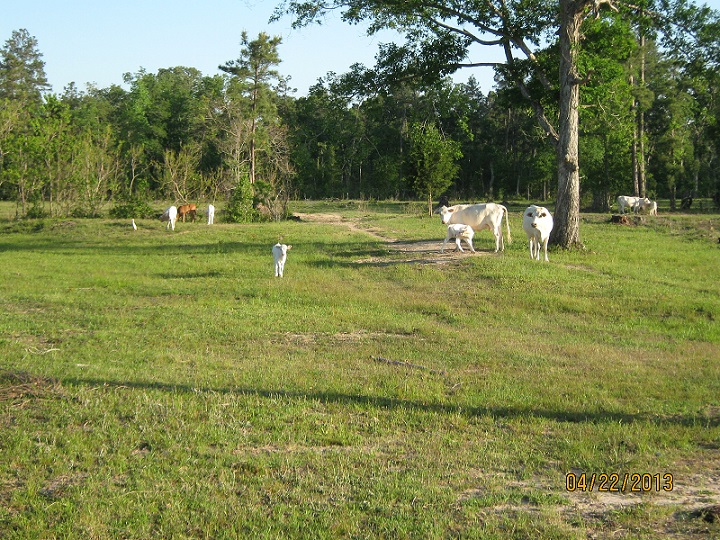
xmin=25 ymin=203 xmax=48 ymax=219
xmin=109 ymin=199 xmax=157 ymax=219
xmin=224 ymin=176 xmax=256 ymax=223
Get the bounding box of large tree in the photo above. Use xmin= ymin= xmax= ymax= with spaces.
xmin=0 ymin=29 xmax=50 ymax=105
xmin=276 ymin=0 xmax=718 ymax=248
xmin=0 ymin=29 xmax=51 ymax=213
xmin=220 ymin=32 xmax=283 ymax=185
xmin=405 ymin=121 xmax=462 ymax=215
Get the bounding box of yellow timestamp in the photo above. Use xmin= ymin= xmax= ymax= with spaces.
xmin=566 ymin=472 xmax=674 ymax=493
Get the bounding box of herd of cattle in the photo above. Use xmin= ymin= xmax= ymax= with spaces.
xmin=616 ymin=195 xmax=658 ymax=216
xmin=437 ymin=203 xmax=554 ymax=262
xmin=153 ymin=195 xmax=658 ymax=275
xmin=437 ymin=195 xmax=658 ymax=262
xmin=160 ymin=203 xmax=215 ymax=230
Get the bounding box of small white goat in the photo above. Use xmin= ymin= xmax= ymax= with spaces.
xmin=441 ymin=224 xmax=476 ymax=253
xmin=207 ymin=204 xmax=215 ymax=225
xmin=272 ymin=243 xmax=292 ymax=277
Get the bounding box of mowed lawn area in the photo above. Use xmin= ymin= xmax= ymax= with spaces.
xmin=1 ymin=200 xmax=719 ymax=538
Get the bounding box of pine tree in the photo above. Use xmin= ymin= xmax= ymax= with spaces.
xmin=0 ymin=29 xmax=50 ymax=106
xmin=220 ymin=32 xmax=282 ymax=185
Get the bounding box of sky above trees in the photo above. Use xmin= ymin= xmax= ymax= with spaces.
xmin=1 ymin=0 xmax=502 ymax=96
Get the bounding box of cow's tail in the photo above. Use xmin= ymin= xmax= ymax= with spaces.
xmin=502 ymin=205 xmax=512 ymax=244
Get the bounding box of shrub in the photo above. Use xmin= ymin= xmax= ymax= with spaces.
xmin=25 ymin=203 xmax=48 ymax=219
xmin=109 ymin=199 xmax=157 ymax=219
xmin=224 ymin=176 xmax=256 ymax=223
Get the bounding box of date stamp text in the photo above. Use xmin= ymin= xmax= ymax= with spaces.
xmin=566 ymin=472 xmax=674 ymax=493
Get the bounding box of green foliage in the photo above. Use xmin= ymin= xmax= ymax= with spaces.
xmin=576 ymin=17 xmax=637 ymax=209
xmin=405 ymin=122 xmax=461 ymax=211
xmin=2 ymin=9 xmax=720 ymax=220
xmin=221 ymin=32 xmax=284 ymax=187
xmin=224 ymin=174 xmax=256 ymax=223
xmin=24 ymin=200 xmax=47 ymax=218
xmin=109 ymin=198 xmax=157 ymax=219
xmin=0 ymin=28 xmax=50 ymax=106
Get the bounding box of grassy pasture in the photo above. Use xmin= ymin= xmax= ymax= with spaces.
xmin=1 ymin=200 xmax=719 ymax=538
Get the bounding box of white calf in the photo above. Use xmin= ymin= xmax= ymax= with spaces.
xmin=634 ymin=198 xmax=657 ymax=216
xmin=438 ymin=203 xmax=511 ymax=252
xmin=207 ymin=204 xmax=215 ymax=225
xmin=160 ymin=206 xmax=178 ymax=231
xmin=522 ymin=205 xmax=554 ymax=262
xmin=617 ymin=195 xmax=641 ymax=214
xmin=441 ymin=224 xmax=475 ymax=253
xmin=272 ymin=243 xmax=292 ymax=277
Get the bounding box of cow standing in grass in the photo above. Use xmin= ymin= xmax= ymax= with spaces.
xmin=272 ymin=243 xmax=292 ymax=277
xmin=522 ymin=205 xmax=554 ymax=262
xmin=178 ymin=204 xmax=197 ymax=222
xmin=438 ymin=203 xmax=511 ymax=252
xmin=617 ymin=196 xmax=641 ymax=214
xmin=441 ymin=224 xmax=475 ymax=253
xmin=634 ymin=198 xmax=658 ymax=216
xmin=160 ymin=206 xmax=177 ymax=231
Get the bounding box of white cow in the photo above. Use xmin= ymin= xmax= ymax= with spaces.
xmin=272 ymin=243 xmax=292 ymax=277
xmin=441 ymin=224 xmax=475 ymax=253
xmin=438 ymin=203 xmax=511 ymax=252
xmin=160 ymin=206 xmax=178 ymax=231
xmin=617 ymin=195 xmax=641 ymax=214
xmin=207 ymin=204 xmax=215 ymax=225
xmin=634 ymin=198 xmax=657 ymax=216
xmin=522 ymin=205 xmax=554 ymax=262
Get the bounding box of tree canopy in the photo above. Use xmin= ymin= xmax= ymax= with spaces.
xmin=276 ymin=0 xmax=720 ymax=246
xmin=0 ymin=19 xmax=718 ymax=226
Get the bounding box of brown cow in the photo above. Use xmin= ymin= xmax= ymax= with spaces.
xmin=177 ymin=204 xmax=197 ymax=222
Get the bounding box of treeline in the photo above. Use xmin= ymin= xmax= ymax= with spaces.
xmin=0 ymin=17 xmax=718 ymax=220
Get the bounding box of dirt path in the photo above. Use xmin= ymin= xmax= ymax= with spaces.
xmin=293 ymin=212 xmax=483 ymax=264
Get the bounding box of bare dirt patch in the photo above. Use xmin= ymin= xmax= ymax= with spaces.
xmin=294 ymin=212 xmax=491 ymax=265
xmin=465 ymin=451 xmax=720 ymax=537
xmin=0 ymin=371 xmax=65 ymax=403
xmin=277 ymin=330 xmax=417 ymax=345
xmin=293 ymin=212 xmax=347 ymax=224
xmin=294 ymin=212 xmax=391 ymax=242
xmin=359 ymin=239 xmax=483 ymax=266
xmin=564 ymin=464 xmax=720 ymax=516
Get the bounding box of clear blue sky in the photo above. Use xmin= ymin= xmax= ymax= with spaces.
xmin=3 ymin=0 xmax=718 ymax=97
xmin=0 ymin=0 xmax=499 ymax=96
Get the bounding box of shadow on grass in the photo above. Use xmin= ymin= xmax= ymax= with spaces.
xmin=158 ymin=271 xmax=224 ymax=279
xmin=0 ymin=236 xmax=383 ymax=259
xmin=55 ymin=375 xmax=720 ymax=428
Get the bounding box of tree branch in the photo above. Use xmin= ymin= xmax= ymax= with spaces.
xmin=503 ymin=40 xmax=559 ymax=146
xmin=428 ymin=17 xmax=504 ymax=46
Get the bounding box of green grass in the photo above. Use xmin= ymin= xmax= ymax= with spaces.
xmin=1 ymin=201 xmax=719 ymax=538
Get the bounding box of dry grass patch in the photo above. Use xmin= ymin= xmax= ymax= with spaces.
xmin=0 ymin=371 xmax=65 ymax=403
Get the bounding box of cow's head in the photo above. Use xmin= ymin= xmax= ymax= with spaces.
xmin=525 ymin=205 xmax=543 ymax=223
xmin=439 ymin=206 xmax=454 ymax=224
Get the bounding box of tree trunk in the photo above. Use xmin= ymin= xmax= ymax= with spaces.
xmin=551 ymin=0 xmax=583 ymax=249
xmin=638 ymin=27 xmax=647 ymax=198
xmin=489 ymin=161 xmax=495 ymax=200
xmin=632 ymin=108 xmax=639 ymax=197
xmin=249 ymin=77 xmax=259 ymax=185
